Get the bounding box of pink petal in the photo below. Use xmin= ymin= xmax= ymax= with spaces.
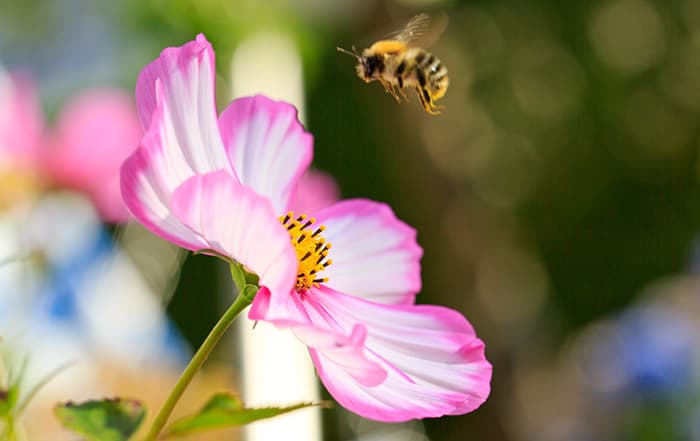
xmin=313 ymin=199 xmax=422 ymax=305
xmin=0 ymin=72 xmax=43 ymax=169
xmin=170 ymin=171 xmax=297 ymax=300
xmin=123 ymin=34 xmax=236 ymax=247
xmin=287 ymin=168 xmax=340 ymax=215
xmin=250 ymin=288 xmax=388 ymax=387
xmin=134 ymin=34 xmax=231 ymax=174
xmin=252 ymin=285 xmax=491 ymax=422
xmin=293 ymin=325 xmax=388 ymax=387
xmin=308 ymin=286 xmax=491 ymax=422
xmin=43 ymin=89 xmax=141 ymax=223
xmin=218 ymin=95 xmax=312 ymax=213
xmin=121 ymin=91 xmax=212 ymax=250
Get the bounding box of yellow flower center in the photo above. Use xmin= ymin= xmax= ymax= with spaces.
xmin=280 ymin=212 xmax=332 ymax=290
xmin=0 ymin=169 xmax=41 ymax=211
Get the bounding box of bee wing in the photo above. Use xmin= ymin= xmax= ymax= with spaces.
xmin=392 ymin=13 xmax=448 ymax=47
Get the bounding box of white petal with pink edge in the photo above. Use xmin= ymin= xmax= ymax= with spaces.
xmin=122 ymin=92 xmax=216 ymax=250
xmin=219 ymin=95 xmax=312 ymax=213
xmin=293 ymin=325 xmax=388 ymax=387
xmin=250 ymin=284 xmax=492 ymax=422
xmin=249 ymin=288 xmax=388 ymax=387
xmin=313 ymin=199 xmax=422 ymax=305
xmin=135 ymin=34 xmax=231 ymax=174
xmin=170 ymin=171 xmax=297 ymax=300
xmin=123 ymin=34 xmax=237 ymax=249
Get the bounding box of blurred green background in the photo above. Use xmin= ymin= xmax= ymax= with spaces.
xmin=4 ymin=0 xmax=700 ymax=439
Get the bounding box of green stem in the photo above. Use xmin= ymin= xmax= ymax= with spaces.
xmin=4 ymin=415 xmax=16 ymax=441
xmin=143 ymin=291 xmax=252 ymax=441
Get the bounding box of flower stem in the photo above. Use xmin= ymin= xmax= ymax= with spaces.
xmin=144 ymin=291 xmax=253 ymax=440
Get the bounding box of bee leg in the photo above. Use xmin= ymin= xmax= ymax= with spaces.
xmin=392 ymin=84 xmax=405 ymax=103
xmin=377 ymin=78 xmax=400 ymax=102
xmin=380 ymin=79 xmax=392 ymax=95
xmin=387 ymin=82 xmax=402 ymax=103
xmin=396 ymin=76 xmax=409 ymax=101
xmin=398 ymin=85 xmax=409 ymax=101
xmin=380 ymin=79 xmax=401 ymax=103
xmin=426 ymin=99 xmax=442 ymax=115
xmin=415 ymin=87 xmax=431 ymax=113
xmin=416 ymin=86 xmax=440 ymax=115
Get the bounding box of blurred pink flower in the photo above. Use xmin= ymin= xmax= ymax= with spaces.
xmin=43 ymin=89 xmax=141 ymax=223
xmin=121 ymin=34 xmax=491 ymax=422
xmin=0 ymin=72 xmax=44 ymax=208
xmin=0 ymin=72 xmax=140 ymax=222
xmin=0 ymin=72 xmax=43 ymax=170
xmin=289 ymin=169 xmax=340 ymax=214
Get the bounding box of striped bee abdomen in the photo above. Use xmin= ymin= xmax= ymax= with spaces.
xmin=418 ymin=50 xmax=448 ymax=99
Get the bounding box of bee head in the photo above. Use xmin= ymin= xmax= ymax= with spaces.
xmin=360 ymin=55 xmax=384 ymax=81
xmin=338 ymin=46 xmax=381 ymax=82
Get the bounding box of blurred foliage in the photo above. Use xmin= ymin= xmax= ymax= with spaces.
xmin=165 ymin=393 xmax=323 ymax=437
xmin=54 ymin=398 xmax=145 ymax=441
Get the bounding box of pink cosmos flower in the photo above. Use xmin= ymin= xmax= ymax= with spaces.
xmin=121 ymin=34 xmax=491 ymax=422
xmin=43 ymin=89 xmax=142 ymax=223
xmin=0 ymin=72 xmax=140 ymax=222
xmin=288 ymin=169 xmax=340 ymax=214
xmin=0 ymin=72 xmax=43 ymax=171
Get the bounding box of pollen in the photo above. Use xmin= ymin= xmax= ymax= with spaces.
xmin=280 ymin=212 xmax=332 ymax=290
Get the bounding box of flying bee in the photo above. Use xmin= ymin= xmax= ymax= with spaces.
xmin=337 ymin=13 xmax=449 ymax=115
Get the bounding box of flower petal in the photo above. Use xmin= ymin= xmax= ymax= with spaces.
xmin=252 ymin=285 xmax=491 ymax=422
xmin=288 ymin=168 xmax=340 ymax=215
xmin=293 ymin=325 xmax=388 ymax=387
xmin=0 ymin=72 xmax=43 ymax=169
xmin=250 ymin=288 xmax=388 ymax=387
xmin=123 ymin=34 xmax=236 ymax=247
xmin=170 ymin=171 xmax=297 ymax=299
xmin=314 ymin=199 xmax=422 ymax=305
xmin=134 ymin=33 xmax=231 ymax=174
xmin=121 ymin=95 xmax=210 ymax=250
xmin=308 ymin=286 xmax=491 ymax=422
xmin=219 ymin=95 xmax=312 ymax=213
xmin=45 ymin=89 xmax=141 ymax=223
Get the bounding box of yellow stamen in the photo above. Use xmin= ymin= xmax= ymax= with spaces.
xmin=280 ymin=211 xmax=332 ymax=290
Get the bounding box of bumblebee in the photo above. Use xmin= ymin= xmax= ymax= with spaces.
xmin=338 ymin=13 xmax=449 ymax=115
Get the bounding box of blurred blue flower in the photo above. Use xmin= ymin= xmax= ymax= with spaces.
xmin=615 ymin=307 xmax=695 ymax=396
xmin=0 ymin=193 xmax=189 ymax=382
xmin=584 ymin=305 xmax=696 ymax=400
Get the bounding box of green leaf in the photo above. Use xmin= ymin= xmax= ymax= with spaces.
xmin=229 ymin=262 xmax=247 ymax=290
xmin=54 ymin=398 xmax=145 ymax=441
xmin=165 ymin=393 xmax=326 ymax=437
xmin=229 ymin=262 xmax=260 ymax=292
xmin=243 ymin=270 xmax=259 ymax=286
xmin=0 ymin=386 xmax=19 ymax=417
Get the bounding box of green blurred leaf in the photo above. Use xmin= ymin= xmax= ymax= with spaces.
xmin=165 ymin=393 xmax=325 ymax=437
xmin=0 ymin=386 xmax=19 ymax=417
xmin=54 ymin=398 xmax=145 ymax=441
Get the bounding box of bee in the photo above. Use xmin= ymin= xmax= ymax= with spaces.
xmin=337 ymin=13 xmax=449 ymax=115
